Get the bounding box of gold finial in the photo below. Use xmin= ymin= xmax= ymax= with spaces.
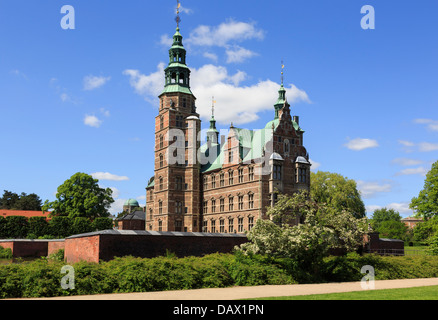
xmin=176 ymin=0 xmax=181 ymax=28
xmin=212 ymin=96 xmax=216 ymax=117
xmin=281 ymin=60 xmax=285 ymax=85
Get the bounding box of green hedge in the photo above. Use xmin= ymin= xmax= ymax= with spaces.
xmin=0 ymin=216 xmax=113 ymax=239
xmin=2 ymin=252 xmax=438 ymax=299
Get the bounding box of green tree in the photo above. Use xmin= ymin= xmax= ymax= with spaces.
xmin=310 ymin=171 xmax=366 ymax=219
xmin=0 ymin=190 xmax=19 ymax=209
xmin=92 ymin=217 xmax=114 ymax=231
xmin=370 ymin=208 xmax=402 ymax=231
xmin=14 ymin=193 xmax=42 ymax=211
xmin=49 ymin=216 xmax=72 ymax=238
xmin=5 ymin=216 xmax=29 ymax=239
xmin=410 ymin=161 xmax=438 ymax=219
xmin=378 ymin=220 xmax=408 ymax=240
xmin=43 ymin=172 xmax=114 ymax=219
xmin=27 ymin=216 xmax=50 ymax=238
xmin=71 ymin=217 xmax=93 ymax=235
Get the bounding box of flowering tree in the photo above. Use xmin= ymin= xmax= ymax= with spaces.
xmin=236 ymin=191 xmax=369 ymax=265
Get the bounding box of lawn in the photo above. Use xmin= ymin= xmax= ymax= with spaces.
xmin=254 ymin=285 xmax=438 ymax=300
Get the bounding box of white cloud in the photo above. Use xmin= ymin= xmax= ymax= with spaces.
xmin=418 ymin=142 xmax=438 ymax=152
xmin=344 ymin=138 xmax=379 ymax=151
xmin=203 ymin=52 xmax=218 ymax=63
xmin=309 ymin=159 xmax=321 ymax=171
xmin=160 ymin=34 xmax=173 ymax=47
xmin=414 ymin=118 xmax=438 ymax=131
xmin=84 ymin=115 xmax=102 ymax=128
xmin=366 ymin=203 xmax=412 ymax=215
xmin=186 ymin=19 xmax=264 ymax=47
xmin=399 ymin=140 xmax=438 ymax=153
xmin=100 ymin=108 xmax=110 ymax=117
xmin=124 ymin=63 xmax=310 ymax=125
xmin=109 ymin=187 xmax=120 ymax=198
xmin=83 ymin=75 xmax=111 ymax=91
xmin=396 ymin=166 xmax=428 ymax=176
xmin=391 ymin=158 xmax=423 ymax=166
xmin=178 ymin=5 xmax=193 ymax=15
xmin=225 ymin=46 xmax=257 ymax=63
xmin=91 ymin=172 xmax=130 ymax=181
xmin=109 ymin=198 xmax=126 ymax=215
xmin=357 ymin=180 xmax=392 ymax=199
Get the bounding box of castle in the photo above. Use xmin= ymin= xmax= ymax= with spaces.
xmin=144 ymin=23 xmax=311 ymax=234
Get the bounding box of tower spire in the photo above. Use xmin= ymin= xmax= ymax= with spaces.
xmin=281 ymin=60 xmax=284 ymax=86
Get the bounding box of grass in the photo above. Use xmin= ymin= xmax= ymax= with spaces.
xmin=253 ymin=285 xmax=438 ymax=300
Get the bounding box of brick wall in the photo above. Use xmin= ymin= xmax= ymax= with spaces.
xmin=65 ymin=229 xmax=248 ymax=263
xmin=0 ymin=239 xmax=64 ymax=258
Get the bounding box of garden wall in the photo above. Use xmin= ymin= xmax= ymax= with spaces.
xmin=0 ymin=239 xmax=65 ymax=258
xmin=65 ymin=229 xmax=248 ymax=263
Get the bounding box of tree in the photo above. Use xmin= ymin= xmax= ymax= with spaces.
xmin=0 ymin=190 xmax=42 ymax=211
xmin=378 ymin=220 xmax=408 ymax=240
xmin=370 ymin=208 xmax=402 ymax=231
xmin=43 ymin=172 xmax=114 ymax=219
xmin=310 ymin=171 xmax=366 ymax=219
xmin=237 ymin=192 xmax=369 ymax=268
xmin=410 ymin=161 xmax=438 ymax=219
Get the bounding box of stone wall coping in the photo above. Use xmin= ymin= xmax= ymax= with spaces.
xmin=66 ymin=229 xmax=248 ymax=239
xmin=0 ymin=239 xmax=64 ymax=242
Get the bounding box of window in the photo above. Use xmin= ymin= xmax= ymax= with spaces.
xmin=176 ymin=201 xmax=183 ymax=214
xmin=149 ymin=209 xmax=153 ymax=220
xmin=159 ymin=177 xmax=163 ymax=191
xmin=175 ymin=220 xmax=182 ymax=232
xmin=248 ymin=193 xmax=254 ymax=209
xmin=228 ymin=150 xmax=234 ymax=164
xmin=228 ymin=170 xmax=234 ymax=185
xmin=273 ymin=165 xmax=282 ymax=180
xmin=183 ymin=98 xmax=187 ymax=108
xmin=176 ymin=115 xmax=183 ymax=128
xmin=220 ymin=173 xmax=225 ymax=187
xmin=158 ymin=201 xmax=163 ymax=214
xmin=203 ymin=176 xmax=208 ymax=190
xmin=159 ymin=154 xmax=164 ymax=168
xmin=238 ymin=168 xmax=244 ymax=183
xmin=159 ymin=135 xmax=164 ymax=149
xmin=149 ymin=190 xmax=153 ymax=201
xmin=211 ymin=199 xmax=216 ymax=213
xmin=299 ymin=168 xmax=307 ymax=183
xmin=160 ymin=116 xmax=164 ymax=130
xmin=219 ymin=219 xmax=225 ymax=233
xmin=228 ymin=218 xmax=234 ymax=233
xmin=248 ymin=217 xmax=254 ymax=231
xmin=238 ymin=195 xmax=244 ymax=210
xmin=203 ymin=220 xmax=208 ymax=233
xmin=220 ymin=198 xmax=225 ymax=212
xmin=284 ymin=139 xmax=290 ymax=153
xmin=229 ymin=196 xmax=234 ymax=211
xmin=203 ymin=201 xmax=208 ymax=214
xmin=248 ymin=166 xmax=254 ymax=181
xmin=211 ymin=175 xmax=216 ymax=188
xmin=271 ymin=193 xmax=278 ymax=207
xmin=211 ymin=220 xmax=216 ymax=233
xmin=238 ymin=217 xmax=244 ymax=233
xmin=158 ymin=220 xmax=163 ymax=231
xmin=175 ymin=176 xmax=183 ymax=190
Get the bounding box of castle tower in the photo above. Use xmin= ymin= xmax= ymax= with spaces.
xmin=152 ymin=17 xmax=202 ymax=232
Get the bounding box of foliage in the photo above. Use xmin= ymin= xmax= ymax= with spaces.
xmin=0 ymin=246 xmax=13 ymax=259
xmin=91 ymin=217 xmax=114 ymax=231
xmin=27 ymin=217 xmax=50 ymax=239
xmin=413 ymin=216 xmax=438 ymax=244
xmin=237 ymin=192 xmax=369 ymax=268
xmin=410 ymin=161 xmax=438 ymax=219
xmin=42 ymin=172 xmax=114 ymax=219
xmin=3 ymin=253 xmax=438 ymax=299
xmin=0 ymin=190 xmax=42 ymax=211
xmin=4 ymin=216 xmax=29 ymax=239
xmin=378 ymin=220 xmax=408 ymax=240
xmin=370 ymin=208 xmax=402 ymax=231
xmin=310 ymin=171 xmax=366 ymax=219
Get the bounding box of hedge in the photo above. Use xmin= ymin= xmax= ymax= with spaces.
xmin=2 ymin=252 xmax=438 ymax=299
xmin=0 ymin=216 xmax=113 ymax=239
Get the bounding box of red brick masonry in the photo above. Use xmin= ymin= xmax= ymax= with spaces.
xmin=0 ymin=239 xmax=65 ymax=257
xmin=65 ymin=229 xmax=248 ymax=263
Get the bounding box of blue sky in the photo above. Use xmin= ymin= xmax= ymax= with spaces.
xmin=0 ymin=0 xmax=437 ymax=217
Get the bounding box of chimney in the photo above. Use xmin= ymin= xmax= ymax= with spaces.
xmin=293 ymin=116 xmax=299 ymax=125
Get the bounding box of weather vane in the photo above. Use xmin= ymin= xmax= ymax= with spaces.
xmin=176 ymin=0 xmax=181 ymax=28
xmin=281 ymin=60 xmax=285 ymax=85
xmin=212 ymin=96 xmax=216 ymax=117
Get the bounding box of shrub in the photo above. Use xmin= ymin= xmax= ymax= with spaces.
xmin=0 ymin=246 xmax=13 ymax=259
xmin=92 ymin=217 xmax=114 ymax=231
xmin=5 ymin=216 xmax=29 ymax=239
xmin=28 ymin=217 xmax=50 ymax=238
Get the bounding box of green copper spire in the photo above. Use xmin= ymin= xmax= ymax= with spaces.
xmin=160 ymin=4 xmax=194 ymax=97
xmin=207 ymin=98 xmax=219 ymax=143
xmin=274 ymin=62 xmax=288 ymax=119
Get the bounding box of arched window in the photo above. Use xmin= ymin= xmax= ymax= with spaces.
xmin=159 ymin=154 xmax=164 ymax=168
xmin=159 ymin=177 xmax=163 ymax=190
xmin=284 ymin=139 xmax=290 ymax=153
xmin=159 ymin=135 xmax=163 ymax=149
xmin=160 ymin=116 xmax=164 ymax=130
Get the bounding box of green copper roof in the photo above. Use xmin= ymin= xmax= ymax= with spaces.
xmin=160 ymin=84 xmax=194 ymax=96
xmin=124 ymin=199 xmax=139 ymax=207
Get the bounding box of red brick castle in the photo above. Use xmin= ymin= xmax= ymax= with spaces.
xmin=145 ymin=22 xmax=311 ymax=234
